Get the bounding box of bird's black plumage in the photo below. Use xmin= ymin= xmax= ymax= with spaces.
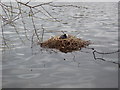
xmin=59 ymin=34 xmax=67 ymax=39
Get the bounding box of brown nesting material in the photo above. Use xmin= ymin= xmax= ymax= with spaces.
xmin=39 ymin=34 xmax=91 ymax=53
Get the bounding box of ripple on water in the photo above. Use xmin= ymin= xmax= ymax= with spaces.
xmin=50 ymin=72 xmax=78 ymax=79
xmin=103 ymin=66 xmax=118 ymax=71
xmin=17 ymin=73 xmax=40 ymax=79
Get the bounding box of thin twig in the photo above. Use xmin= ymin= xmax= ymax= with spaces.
xmin=16 ymin=1 xmax=30 ymax=41
xmin=41 ymin=5 xmax=60 ymax=22
xmin=92 ymin=49 xmax=120 ymax=66
xmin=30 ymin=8 xmax=40 ymax=42
xmin=11 ymin=24 xmax=25 ymax=44
xmin=32 ymin=2 xmax=52 ymax=8
xmin=41 ymin=24 xmax=45 ymax=43
xmin=1 ymin=24 xmax=9 ymax=48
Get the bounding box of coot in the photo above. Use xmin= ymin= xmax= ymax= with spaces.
xmin=59 ymin=34 xmax=67 ymax=39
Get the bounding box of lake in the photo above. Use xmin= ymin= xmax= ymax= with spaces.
xmin=2 ymin=2 xmax=118 ymax=88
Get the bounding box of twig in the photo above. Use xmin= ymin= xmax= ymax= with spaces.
xmin=41 ymin=24 xmax=45 ymax=43
xmin=11 ymin=24 xmax=25 ymax=44
xmin=30 ymin=8 xmax=40 ymax=42
xmin=31 ymin=32 xmax=35 ymax=48
xmin=49 ymin=4 xmax=82 ymax=9
xmin=17 ymin=1 xmax=52 ymax=8
xmin=25 ymin=0 xmax=31 ymax=5
xmin=32 ymin=2 xmax=52 ymax=8
xmin=17 ymin=1 xmax=32 ymax=8
xmin=16 ymin=1 xmax=30 ymax=41
xmin=1 ymin=23 xmax=9 ymax=48
xmin=95 ymin=50 xmax=120 ymax=54
xmin=40 ymin=5 xmax=60 ymax=22
xmin=71 ymin=52 xmax=76 ymax=62
xmin=92 ymin=49 xmax=120 ymax=66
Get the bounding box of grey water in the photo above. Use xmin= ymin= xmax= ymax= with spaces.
xmin=2 ymin=2 xmax=118 ymax=88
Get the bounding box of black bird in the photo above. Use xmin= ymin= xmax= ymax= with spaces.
xmin=59 ymin=34 xmax=67 ymax=39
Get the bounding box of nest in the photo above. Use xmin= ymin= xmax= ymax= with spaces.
xmin=39 ymin=34 xmax=91 ymax=53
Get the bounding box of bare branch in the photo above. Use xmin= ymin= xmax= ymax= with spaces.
xmin=32 ymin=2 xmax=52 ymax=8
xmin=17 ymin=1 xmax=32 ymax=8
xmin=92 ymin=49 xmax=120 ymax=66
xmin=30 ymin=8 xmax=40 ymax=41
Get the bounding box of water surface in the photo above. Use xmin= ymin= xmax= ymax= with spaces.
xmin=2 ymin=2 xmax=118 ymax=88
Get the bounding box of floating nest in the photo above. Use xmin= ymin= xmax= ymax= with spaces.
xmin=39 ymin=34 xmax=91 ymax=53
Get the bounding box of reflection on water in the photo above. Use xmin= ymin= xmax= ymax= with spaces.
xmin=2 ymin=2 xmax=118 ymax=88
